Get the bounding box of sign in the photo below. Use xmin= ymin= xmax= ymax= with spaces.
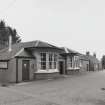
xmin=0 ymin=61 xmax=8 ymax=69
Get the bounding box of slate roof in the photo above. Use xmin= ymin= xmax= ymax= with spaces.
xmin=87 ymin=55 xmax=100 ymax=64
xmin=79 ymin=54 xmax=89 ymax=61
xmin=79 ymin=54 xmax=100 ymax=63
xmin=60 ymin=47 xmax=79 ymax=55
xmin=0 ymin=40 xmax=61 ymax=60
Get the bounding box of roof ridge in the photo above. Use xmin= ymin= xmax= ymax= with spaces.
xmin=38 ymin=40 xmax=59 ymax=48
xmin=35 ymin=40 xmax=39 ymax=47
xmin=11 ymin=48 xmax=24 ymax=58
xmin=64 ymin=47 xmax=69 ymax=53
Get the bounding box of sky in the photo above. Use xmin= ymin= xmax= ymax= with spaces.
xmin=0 ymin=0 xmax=105 ymax=59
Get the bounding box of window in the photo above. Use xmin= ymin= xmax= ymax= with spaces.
xmin=74 ymin=56 xmax=79 ymax=68
xmin=40 ymin=53 xmax=46 ymax=70
xmin=49 ymin=53 xmax=57 ymax=69
xmin=40 ymin=52 xmax=58 ymax=70
xmin=67 ymin=57 xmax=73 ymax=68
xmin=68 ymin=57 xmax=73 ymax=68
xmin=49 ymin=53 xmax=53 ymax=69
xmin=70 ymin=57 xmax=73 ymax=67
xmin=79 ymin=60 xmax=83 ymax=67
xmin=68 ymin=56 xmax=80 ymax=69
xmin=54 ymin=54 xmax=57 ymax=69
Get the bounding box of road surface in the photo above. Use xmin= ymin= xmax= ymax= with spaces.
xmin=0 ymin=71 xmax=105 ymax=105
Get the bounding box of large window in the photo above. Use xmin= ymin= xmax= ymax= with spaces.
xmin=74 ymin=56 xmax=79 ymax=68
xmin=49 ymin=53 xmax=57 ymax=69
xmin=40 ymin=53 xmax=46 ymax=70
xmin=40 ymin=52 xmax=57 ymax=70
xmin=67 ymin=56 xmax=79 ymax=69
xmin=67 ymin=57 xmax=73 ymax=68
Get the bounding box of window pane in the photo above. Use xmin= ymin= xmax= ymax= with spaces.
xmin=41 ymin=53 xmax=46 ymax=61
xmin=49 ymin=53 xmax=53 ymax=61
xmin=49 ymin=62 xmax=52 ymax=69
xmin=40 ymin=53 xmax=46 ymax=70
xmin=54 ymin=62 xmax=56 ymax=69
xmin=41 ymin=62 xmax=46 ymax=69
xmin=54 ymin=54 xmax=57 ymax=61
xmin=49 ymin=53 xmax=53 ymax=69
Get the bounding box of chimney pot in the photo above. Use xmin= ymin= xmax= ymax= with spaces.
xmin=86 ymin=51 xmax=90 ymax=56
xmin=93 ymin=53 xmax=96 ymax=58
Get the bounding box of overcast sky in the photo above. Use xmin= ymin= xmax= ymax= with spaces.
xmin=0 ymin=0 xmax=105 ymax=59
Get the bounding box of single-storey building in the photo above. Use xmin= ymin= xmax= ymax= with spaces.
xmin=79 ymin=54 xmax=89 ymax=72
xmin=0 ymin=40 xmax=65 ymax=83
xmin=85 ymin=52 xmax=102 ymax=71
xmin=60 ymin=47 xmax=80 ymax=74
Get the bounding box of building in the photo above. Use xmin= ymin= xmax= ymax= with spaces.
xmin=79 ymin=52 xmax=102 ymax=72
xmin=85 ymin=52 xmax=102 ymax=71
xmin=79 ymin=54 xmax=89 ymax=72
xmin=60 ymin=47 xmax=80 ymax=74
xmin=0 ymin=40 xmax=64 ymax=83
xmin=0 ymin=40 xmax=102 ymax=83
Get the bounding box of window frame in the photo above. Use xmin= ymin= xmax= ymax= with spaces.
xmin=40 ymin=52 xmax=58 ymax=70
xmin=54 ymin=54 xmax=57 ymax=69
xmin=49 ymin=53 xmax=53 ymax=69
xmin=40 ymin=52 xmax=46 ymax=70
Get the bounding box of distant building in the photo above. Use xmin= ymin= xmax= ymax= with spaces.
xmin=85 ymin=52 xmax=102 ymax=71
xmin=79 ymin=54 xmax=89 ymax=72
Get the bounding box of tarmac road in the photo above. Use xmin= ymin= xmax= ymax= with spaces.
xmin=0 ymin=70 xmax=105 ymax=105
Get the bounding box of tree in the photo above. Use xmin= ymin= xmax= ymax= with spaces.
xmin=101 ymin=55 xmax=105 ymax=69
xmin=0 ymin=20 xmax=21 ymax=47
xmin=7 ymin=26 xmax=21 ymax=44
xmin=0 ymin=20 xmax=5 ymax=29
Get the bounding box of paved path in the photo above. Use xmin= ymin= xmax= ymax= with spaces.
xmin=0 ymin=71 xmax=105 ymax=105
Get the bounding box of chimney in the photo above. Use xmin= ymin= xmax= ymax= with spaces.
xmin=93 ymin=53 xmax=96 ymax=58
xmin=8 ymin=35 xmax=12 ymax=52
xmin=86 ymin=51 xmax=90 ymax=56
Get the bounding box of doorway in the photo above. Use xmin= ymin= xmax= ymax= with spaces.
xmin=87 ymin=64 xmax=89 ymax=71
xmin=22 ymin=60 xmax=30 ymax=81
xmin=59 ymin=61 xmax=64 ymax=74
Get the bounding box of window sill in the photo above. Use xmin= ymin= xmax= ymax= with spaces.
xmin=67 ymin=67 xmax=80 ymax=70
xmin=35 ymin=69 xmax=59 ymax=73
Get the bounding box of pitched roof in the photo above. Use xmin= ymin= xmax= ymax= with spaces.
xmin=61 ymin=47 xmax=79 ymax=55
xmin=0 ymin=40 xmax=61 ymax=60
xmin=87 ymin=55 xmax=100 ymax=64
xmin=79 ymin=53 xmax=100 ymax=63
xmin=79 ymin=54 xmax=89 ymax=61
xmin=22 ymin=40 xmax=60 ymax=48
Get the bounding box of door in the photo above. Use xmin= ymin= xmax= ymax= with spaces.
xmin=87 ymin=64 xmax=89 ymax=71
xmin=59 ymin=61 xmax=64 ymax=74
xmin=22 ymin=60 xmax=30 ymax=81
